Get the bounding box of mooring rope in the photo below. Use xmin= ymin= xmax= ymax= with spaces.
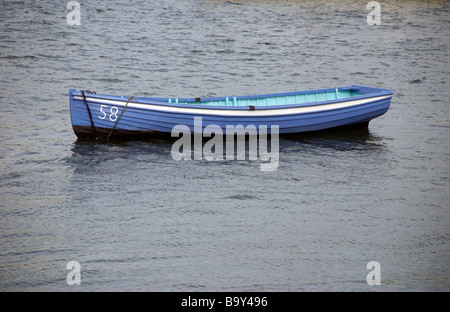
xmin=80 ymin=90 xmax=98 ymax=141
xmin=106 ymin=96 xmax=134 ymax=142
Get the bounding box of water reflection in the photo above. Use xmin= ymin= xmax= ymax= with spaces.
xmin=67 ymin=137 xmax=174 ymax=176
xmin=280 ymin=126 xmax=389 ymax=153
xmin=67 ymin=124 xmax=390 ymax=175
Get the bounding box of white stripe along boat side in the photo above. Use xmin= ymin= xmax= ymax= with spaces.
xmin=73 ymin=95 xmax=392 ymax=117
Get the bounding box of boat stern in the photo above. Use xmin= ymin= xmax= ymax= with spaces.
xmin=69 ymin=89 xmax=97 ymax=139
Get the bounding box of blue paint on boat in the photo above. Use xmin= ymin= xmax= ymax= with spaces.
xmin=69 ymin=85 xmax=393 ymax=140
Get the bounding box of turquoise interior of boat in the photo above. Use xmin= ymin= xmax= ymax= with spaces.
xmin=167 ymin=89 xmax=361 ymax=107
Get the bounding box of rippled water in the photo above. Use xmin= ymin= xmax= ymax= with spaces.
xmin=0 ymin=0 xmax=449 ymax=291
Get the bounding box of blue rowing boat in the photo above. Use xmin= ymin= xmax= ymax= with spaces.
xmin=69 ymin=85 xmax=393 ymax=141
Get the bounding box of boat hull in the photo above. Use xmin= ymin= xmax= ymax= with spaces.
xmin=69 ymin=85 xmax=393 ymax=140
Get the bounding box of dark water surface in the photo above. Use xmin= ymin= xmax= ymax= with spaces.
xmin=0 ymin=0 xmax=449 ymax=291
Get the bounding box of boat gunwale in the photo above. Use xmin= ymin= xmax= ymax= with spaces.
xmin=70 ymin=85 xmax=393 ymax=111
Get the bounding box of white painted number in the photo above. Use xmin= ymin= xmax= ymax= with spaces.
xmin=99 ymin=105 xmax=108 ymax=119
xmin=109 ymin=106 xmax=119 ymax=122
xmin=98 ymin=105 xmax=119 ymax=122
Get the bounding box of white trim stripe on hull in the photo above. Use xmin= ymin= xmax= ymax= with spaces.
xmin=74 ymin=95 xmax=391 ymax=117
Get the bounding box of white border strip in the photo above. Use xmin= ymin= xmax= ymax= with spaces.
xmin=75 ymin=95 xmax=391 ymax=117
